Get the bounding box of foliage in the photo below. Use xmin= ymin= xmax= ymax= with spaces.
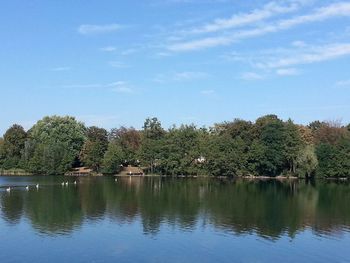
xmin=109 ymin=127 xmax=141 ymax=164
xmin=2 ymin=124 xmax=27 ymax=169
xmin=23 ymin=116 xmax=86 ymax=175
xmin=80 ymin=127 xmax=108 ymax=171
xmin=102 ymin=143 xmax=125 ymax=174
xmin=296 ymin=145 xmax=318 ymax=178
xmin=1 ymin=115 xmax=349 ymax=177
xmin=316 ymin=138 xmax=350 ymax=178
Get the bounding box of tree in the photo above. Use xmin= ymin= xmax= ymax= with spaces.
xmin=143 ymin=117 xmax=165 ymax=140
xmin=296 ymin=145 xmax=318 ymax=178
xmin=0 ymin=138 xmax=5 ymax=167
xmin=109 ymin=127 xmax=141 ymax=164
xmin=2 ymin=124 xmax=27 ymax=169
xmin=102 ymin=143 xmax=125 ymax=174
xmin=80 ymin=127 xmax=108 ymax=171
xmin=283 ymin=120 xmax=304 ymax=174
xmin=312 ymin=121 xmax=346 ymax=145
xmin=24 ymin=116 xmax=86 ymax=175
xmin=316 ymin=136 xmax=350 ymax=178
xmin=139 ymin=118 xmax=165 ymax=174
xmin=252 ymin=116 xmax=286 ymax=176
xmin=159 ymin=125 xmax=202 ymax=176
xmin=204 ymin=134 xmax=247 ymax=177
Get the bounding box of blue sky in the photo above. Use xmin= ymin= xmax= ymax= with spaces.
xmin=1 ymin=0 xmax=350 ymax=135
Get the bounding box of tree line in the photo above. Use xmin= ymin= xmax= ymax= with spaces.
xmin=0 ymin=115 xmax=349 ymax=177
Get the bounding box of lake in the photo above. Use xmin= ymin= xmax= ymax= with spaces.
xmin=1 ymin=176 xmax=350 ymax=263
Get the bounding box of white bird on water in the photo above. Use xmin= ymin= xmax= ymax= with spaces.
xmin=74 ymin=181 xmax=77 ymax=185
xmin=26 ymin=186 xmax=29 ymax=191
xmin=65 ymin=181 xmax=68 ymax=186
xmin=36 ymin=184 xmax=39 ymax=189
xmin=6 ymin=187 xmax=11 ymax=192
xmin=61 ymin=182 xmax=65 ymax=186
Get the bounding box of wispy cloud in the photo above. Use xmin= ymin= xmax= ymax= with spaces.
xmin=173 ymin=71 xmax=208 ymax=81
xmin=240 ymin=72 xmax=264 ymax=81
xmin=256 ymin=43 xmax=350 ymax=69
xmin=335 ymin=79 xmax=350 ymax=87
xmin=201 ymin=89 xmax=215 ymax=95
xmin=78 ymin=24 xmax=122 ymax=35
xmin=168 ymin=2 xmax=350 ymax=51
xmin=109 ymin=81 xmax=134 ymax=94
xmin=51 ymin=66 xmax=71 ymax=72
xmin=109 ymin=61 xmax=129 ymax=68
xmin=153 ymin=71 xmax=208 ymax=82
xmin=276 ymin=68 xmax=299 ymax=76
xmin=182 ymin=0 xmax=305 ymax=35
xmin=62 ymin=81 xmax=135 ymax=94
xmin=62 ymin=84 xmax=103 ymax=89
xmin=100 ymin=46 xmax=117 ymax=52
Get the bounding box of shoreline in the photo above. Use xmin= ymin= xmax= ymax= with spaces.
xmin=1 ymin=172 xmax=349 ymax=181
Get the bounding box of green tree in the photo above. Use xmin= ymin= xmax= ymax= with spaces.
xmin=296 ymin=145 xmax=318 ymax=178
xmin=139 ymin=118 xmax=165 ymax=174
xmin=252 ymin=116 xmax=286 ymax=176
xmin=0 ymin=138 xmax=5 ymax=167
xmin=109 ymin=127 xmax=141 ymax=164
xmin=24 ymin=116 xmax=86 ymax=175
xmin=102 ymin=143 xmax=125 ymax=174
xmin=2 ymin=124 xmax=27 ymax=169
xmin=80 ymin=127 xmax=108 ymax=171
xmin=283 ymin=120 xmax=304 ymax=174
xmin=159 ymin=125 xmax=202 ymax=176
xmin=204 ymin=134 xmax=247 ymax=177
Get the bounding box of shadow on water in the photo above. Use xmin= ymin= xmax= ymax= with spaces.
xmin=1 ymin=176 xmax=350 ymax=239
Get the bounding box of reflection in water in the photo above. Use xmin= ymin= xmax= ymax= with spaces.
xmin=1 ymin=177 xmax=350 ymax=238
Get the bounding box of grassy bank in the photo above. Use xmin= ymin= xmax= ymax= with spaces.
xmin=0 ymin=169 xmax=33 ymax=176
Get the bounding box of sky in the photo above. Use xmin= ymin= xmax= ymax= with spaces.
xmin=1 ymin=0 xmax=350 ymax=135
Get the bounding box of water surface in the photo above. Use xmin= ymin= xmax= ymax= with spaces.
xmin=1 ymin=176 xmax=350 ymax=263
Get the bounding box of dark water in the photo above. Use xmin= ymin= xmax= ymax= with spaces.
xmin=1 ymin=176 xmax=350 ymax=263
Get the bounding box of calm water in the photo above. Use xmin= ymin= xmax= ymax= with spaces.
xmin=1 ymin=176 xmax=350 ymax=263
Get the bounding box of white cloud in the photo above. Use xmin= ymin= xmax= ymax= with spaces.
xmin=62 ymin=84 xmax=103 ymax=89
xmin=100 ymin=46 xmax=117 ymax=52
xmin=153 ymin=71 xmax=208 ymax=82
xmin=62 ymin=81 xmax=134 ymax=94
xmin=173 ymin=71 xmax=208 ymax=81
xmin=336 ymin=79 xmax=350 ymax=86
xmin=78 ymin=24 xmax=122 ymax=35
xmin=291 ymin=40 xmax=307 ymax=47
xmin=109 ymin=61 xmax=129 ymax=68
xmin=185 ymin=1 xmax=305 ymax=35
xmin=168 ymin=2 xmax=350 ymax=51
xmin=257 ymin=43 xmax=350 ymax=68
xmin=240 ymin=72 xmax=264 ymax=80
xmin=121 ymin=48 xmax=137 ymax=55
xmin=276 ymin=68 xmax=299 ymax=75
xmin=200 ymin=89 xmax=215 ymax=95
xmin=109 ymin=81 xmax=134 ymax=94
xmin=51 ymin=66 xmax=71 ymax=72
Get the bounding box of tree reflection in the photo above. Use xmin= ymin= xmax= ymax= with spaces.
xmin=1 ymin=177 xmax=350 ymax=238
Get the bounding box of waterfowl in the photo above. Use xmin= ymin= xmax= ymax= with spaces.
xmin=26 ymin=186 xmax=29 ymax=191
xmin=6 ymin=187 xmax=11 ymax=192
xmin=115 ymin=178 xmax=118 ymax=182
xmin=36 ymin=184 xmax=39 ymax=189
xmin=74 ymin=181 xmax=77 ymax=185
xmin=65 ymin=182 xmax=68 ymax=186
xmin=61 ymin=182 xmax=65 ymax=186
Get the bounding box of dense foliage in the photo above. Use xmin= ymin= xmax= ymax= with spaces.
xmin=1 ymin=115 xmax=349 ymax=177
